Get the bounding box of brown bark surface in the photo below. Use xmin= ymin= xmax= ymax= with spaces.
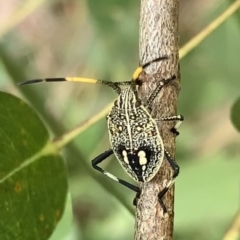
xmin=135 ymin=0 xmax=180 ymax=239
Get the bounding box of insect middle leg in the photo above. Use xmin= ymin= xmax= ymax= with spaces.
xmin=91 ymin=149 xmax=140 ymax=193
xmin=158 ymin=115 xmax=184 ymax=135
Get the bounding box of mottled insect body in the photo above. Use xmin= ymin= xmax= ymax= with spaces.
xmin=19 ymin=56 xmax=183 ymax=211
xmin=107 ymin=87 xmax=164 ymax=183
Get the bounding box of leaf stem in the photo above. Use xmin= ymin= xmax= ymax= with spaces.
xmin=179 ymin=0 xmax=240 ymax=58
xmin=52 ymin=101 xmax=113 ymax=150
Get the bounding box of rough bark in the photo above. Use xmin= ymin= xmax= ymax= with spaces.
xmin=134 ymin=0 xmax=180 ymax=239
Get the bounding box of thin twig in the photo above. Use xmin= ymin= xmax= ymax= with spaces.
xmin=179 ymin=0 xmax=240 ymax=58
xmin=53 ymin=101 xmax=113 ymax=150
xmin=222 ymin=211 xmax=240 ymax=240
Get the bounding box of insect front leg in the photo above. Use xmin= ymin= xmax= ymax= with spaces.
xmin=158 ymin=150 xmax=180 ymax=213
xmin=146 ymin=75 xmax=177 ymax=109
xmin=91 ymin=149 xmax=140 ymax=196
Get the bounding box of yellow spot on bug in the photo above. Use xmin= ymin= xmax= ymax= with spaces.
xmin=122 ymin=150 xmax=129 ymax=164
xmin=136 ymin=126 xmax=142 ymax=132
xmin=138 ymin=150 xmax=147 ymax=165
xmin=39 ymin=214 xmax=45 ymax=222
xmin=14 ymin=182 xmax=22 ymax=193
xmin=132 ymin=67 xmax=143 ymax=80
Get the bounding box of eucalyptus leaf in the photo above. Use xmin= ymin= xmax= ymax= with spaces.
xmin=230 ymin=96 xmax=240 ymax=132
xmin=0 ymin=92 xmax=68 ymax=240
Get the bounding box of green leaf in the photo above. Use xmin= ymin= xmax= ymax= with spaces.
xmin=230 ymin=96 xmax=240 ymax=132
xmin=0 ymin=92 xmax=68 ymax=240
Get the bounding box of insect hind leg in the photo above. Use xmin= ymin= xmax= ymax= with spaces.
xmin=91 ymin=149 xmax=140 ymax=193
xmin=158 ymin=150 xmax=179 ymax=213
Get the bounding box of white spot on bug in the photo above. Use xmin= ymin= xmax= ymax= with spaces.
xmin=142 ymin=165 xmax=146 ymax=171
xmin=138 ymin=150 xmax=147 ymax=165
xmin=122 ymin=150 xmax=129 ymax=164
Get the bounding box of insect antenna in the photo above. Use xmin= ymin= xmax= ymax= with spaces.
xmin=17 ymin=55 xmax=168 ymax=94
xmin=18 ymin=77 xmax=123 ymax=94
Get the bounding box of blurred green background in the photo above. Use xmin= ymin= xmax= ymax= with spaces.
xmin=0 ymin=0 xmax=239 ymax=239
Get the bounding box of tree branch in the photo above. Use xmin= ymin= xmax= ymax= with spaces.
xmin=135 ymin=0 xmax=180 ymax=239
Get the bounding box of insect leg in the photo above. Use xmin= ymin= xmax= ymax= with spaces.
xmin=91 ymin=149 xmax=140 ymax=193
xmin=18 ymin=77 xmax=122 ymax=94
xmin=157 ymin=115 xmax=184 ymax=135
xmin=158 ymin=150 xmax=180 ymax=213
xmin=146 ymin=75 xmax=176 ymax=108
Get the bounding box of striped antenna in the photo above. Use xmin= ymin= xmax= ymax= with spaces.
xmin=18 ymin=77 xmax=124 ymax=94
xmin=18 ymin=77 xmax=99 ymax=86
xmin=18 ymin=56 xmax=169 ymax=91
